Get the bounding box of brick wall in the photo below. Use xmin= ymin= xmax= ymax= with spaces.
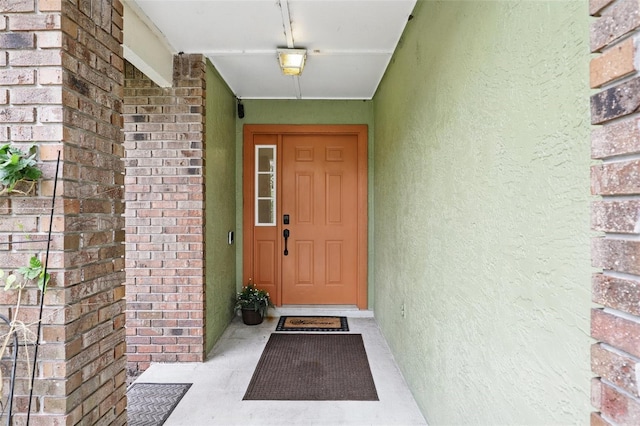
xmin=123 ymin=55 xmax=206 ymax=379
xmin=0 ymin=0 xmax=125 ymax=424
xmin=58 ymin=0 xmax=126 ymax=423
xmin=0 ymin=0 xmax=63 ymax=422
xmin=589 ymin=0 xmax=640 ymax=424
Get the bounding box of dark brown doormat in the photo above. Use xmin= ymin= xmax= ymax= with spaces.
xmin=243 ymin=333 xmax=378 ymax=401
xmin=276 ymin=315 xmax=349 ymax=332
xmin=127 ymin=383 xmax=191 ymax=426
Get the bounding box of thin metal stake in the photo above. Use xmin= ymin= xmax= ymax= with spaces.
xmin=26 ymin=150 xmax=60 ymax=424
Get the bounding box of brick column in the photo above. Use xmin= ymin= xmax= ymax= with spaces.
xmin=0 ymin=0 xmax=125 ymax=424
xmin=123 ymin=55 xmax=206 ymax=379
xmin=589 ymin=0 xmax=640 ymax=424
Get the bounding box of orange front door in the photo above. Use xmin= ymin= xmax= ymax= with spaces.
xmin=243 ymin=125 xmax=368 ymax=308
xmin=281 ymin=133 xmax=358 ymax=304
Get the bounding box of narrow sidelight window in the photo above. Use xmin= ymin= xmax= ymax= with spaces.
xmin=255 ymin=145 xmax=276 ymax=226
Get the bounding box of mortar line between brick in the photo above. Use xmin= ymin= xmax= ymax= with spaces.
xmin=600 ymin=152 xmax=640 ymax=164
xmin=603 ymin=306 xmax=640 ymax=324
xmin=600 ymin=377 xmax=640 ymax=404
xmin=591 ymin=112 xmax=640 ymax=129
xmin=598 ymin=412 xmax=618 ymax=426
xmin=600 ymin=342 xmax=640 ymax=362
xmin=600 ymin=194 xmax=640 ymax=201
xmin=602 ymin=232 xmax=640 ymax=241
xmin=602 ymin=270 xmax=640 ymax=281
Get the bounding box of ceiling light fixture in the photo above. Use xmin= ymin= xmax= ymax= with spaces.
xmin=277 ymin=48 xmax=307 ymax=76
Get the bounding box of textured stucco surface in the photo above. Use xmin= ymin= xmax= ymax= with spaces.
xmin=234 ymin=100 xmax=374 ymax=304
xmin=373 ymin=1 xmax=591 ymax=424
xmin=205 ymin=62 xmax=237 ymax=353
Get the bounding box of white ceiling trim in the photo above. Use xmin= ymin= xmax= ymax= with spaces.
xmin=123 ymin=46 xmax=173 ymax=88
xmin=128 ymin=0 xmax=416 ymax=100
xmin=122 ymin=0 xmax=175 ymax=87
xmin=278 ymin=0 xmax=295 ymax=49
xmin=292 ymin=76 xmax=302 ymax=99
xmin=278 ymin=0 xmax=302 ymax=98
xmin=123 ymin=0 xmax=176 ymax=53
xmin=203 ymin=50 xmax=394 ymax=56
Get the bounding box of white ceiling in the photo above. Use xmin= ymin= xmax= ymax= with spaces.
xmin=129 ymin=0 xmax=416 ymax=100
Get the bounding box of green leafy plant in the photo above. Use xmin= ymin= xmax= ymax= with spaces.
xmin=234 ymin=282 xmax=273 ymax=318
xmin=0 ymin=269 xmax=17 ymax=290
xmin=17 ymin=256 xmax=50 ymax=292
xmin=1 ymin=256 xmax=50 ymax=293
xmin=0 ymin=144 xmax=42 ymax=195
xmin=0 ymin=256 xmax=50 ymax=399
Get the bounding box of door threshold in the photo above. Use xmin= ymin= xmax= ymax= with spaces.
xmin=273 ymin=305 xmax=374 ymax=318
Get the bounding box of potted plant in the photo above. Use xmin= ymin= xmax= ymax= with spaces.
xmin=235 ymin=281 xmax=272 ymax=325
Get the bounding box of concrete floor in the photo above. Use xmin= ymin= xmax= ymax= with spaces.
xmin=133 ymin=308 xmax=428 ymax=425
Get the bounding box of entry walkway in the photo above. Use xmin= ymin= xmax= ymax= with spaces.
xmin=133 ymin=310 xmax=428 ymax=425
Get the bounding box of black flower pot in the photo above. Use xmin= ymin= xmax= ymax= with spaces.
xmin=241 ymin=308 xmax=263 ymax=325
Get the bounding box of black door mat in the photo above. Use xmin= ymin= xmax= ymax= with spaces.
xmin=127 ymin=383 xmax=191 ymax=426
xmin=276 ymin=316 xmax=349 ymax=331
xmin=244 ymin=333 xmax=378 ymax=401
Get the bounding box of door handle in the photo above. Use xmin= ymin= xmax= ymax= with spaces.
xmin=283 ymin=229 xmax=290 ymax=256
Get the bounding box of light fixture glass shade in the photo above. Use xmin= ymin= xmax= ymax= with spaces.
xmin=277 ymin=48 xmax=307 ymax=76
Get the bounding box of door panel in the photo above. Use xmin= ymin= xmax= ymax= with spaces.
xmin=295 ymin=240 xmax=314 ymax=284
xmin=243 ymin=125 xmax=367 ymax=308
xmin=326 ymin=241 xmax=343 ymax=283
xmin=281 ymin=134 xmax=358 ymax=305
xmin=295 ymin=173 xmax=313 ymax=223
xmin=255 ymin=240 xmax=276 ymax=285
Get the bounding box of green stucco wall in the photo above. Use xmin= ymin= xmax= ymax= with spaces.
xmin=234 ymin=100 xmax=375 ymax=305
xmin=205 ymin=61 xmax=237 ymax=353
xmin=373 ymin=1 xmax=591 ymax=424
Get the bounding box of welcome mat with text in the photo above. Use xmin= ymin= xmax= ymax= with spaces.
xmin=276 ymin=315 xmax=349 ymax=332
xmin=244 ymin=333 xmax=378 ymax=401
